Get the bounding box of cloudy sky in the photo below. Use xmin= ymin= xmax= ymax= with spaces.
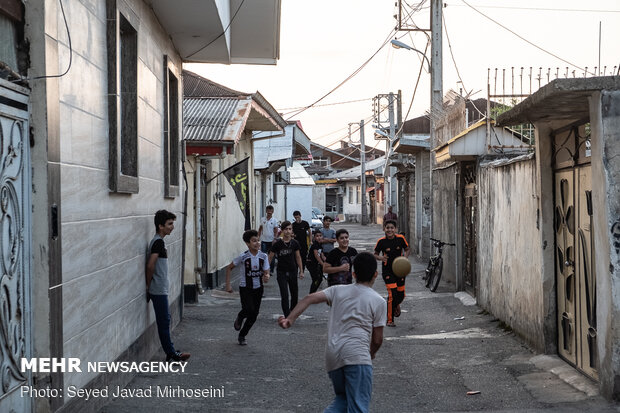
xmin=185 ymin=0 xmax=620 ymax=149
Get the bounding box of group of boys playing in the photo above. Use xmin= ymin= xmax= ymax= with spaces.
xmin=148 ymin=207 xmax=411 ymax=412
xmin=222 ymin=208 xmax=410 ymax=412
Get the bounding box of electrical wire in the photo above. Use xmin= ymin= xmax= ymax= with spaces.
xmin=12 ymin=0 xmax=72 ymax=83
xmin=185 ymin=0 xmax=246 ymax=59
xmin=277 ymin=97 xmax=373 ymax=114
xmin=284 ymin=26 xmax=398 ymax=120
xmin=442 ymin=12 xmax=486 ymax=119
xmin=446 ymin=3 xmax=620 ymax=13
xmin=461 ymin=0 xmax=592 ymax=75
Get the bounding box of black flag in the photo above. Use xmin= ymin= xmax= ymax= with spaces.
xmin=223 ymin=157 xmax=251 ymax=230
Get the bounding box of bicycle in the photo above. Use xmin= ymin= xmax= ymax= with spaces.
xmin=424 ymin=238 xmax=455 ymax=292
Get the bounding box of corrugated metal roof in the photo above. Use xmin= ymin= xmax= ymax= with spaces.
xmin=183 ymin=98 xmax=251 ymax=142
xmin=183 ymin=70 xmax=248 ymax=97
xmin=289 ymin=162 xmax=315 ymax=186
xmin=327 ymin=157 xmax=386 ymax=181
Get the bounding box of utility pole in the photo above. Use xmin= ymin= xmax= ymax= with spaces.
xmin=386 ymin=92 xmax=395 ymax=216
xmin=360 ymin=119 xmax=367 ymax=225
xmin=429 ymin=0 xmax=442 ymax=252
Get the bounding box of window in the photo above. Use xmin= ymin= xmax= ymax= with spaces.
xmin=313 ymin=157 xmax=330 ymax=168
xmin=164 ymin=56 xmax=180 ymax=198
xmin=356 ymin=186 xmax=361 ymax=204
xmin=348 ymin=186 xmax=353 ymax=204
xmin=107 ymin=0 xmax=138 ymax=193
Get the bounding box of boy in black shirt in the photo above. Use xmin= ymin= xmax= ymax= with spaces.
xmin=307 ymin=230 xmax=327 ymax=293
xmin=269 ymin=221 xmax=303 ymax=317
xmin=292 ymin=211 xmax=311 ymax=272
xmin=324 ymin=229 xmax=358 ymax=286
xmin=373 ymin=220 xmax=410 ymax=327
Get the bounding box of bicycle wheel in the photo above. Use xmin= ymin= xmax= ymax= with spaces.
xmin=425 ymin=260 xmax=434 ymax=288
xmin=429 ymin=257 xmax=443 ymax=292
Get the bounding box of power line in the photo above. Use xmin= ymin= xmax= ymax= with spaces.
xmin=442 ymin=12 xmax=485 ymax=119
xmin=284 ymin=27 xmax=397 ymax=120
xmin=277 ymin=97 xmax=373 ymax=113
xmin=460 ymin=0 xmax=592 ymax=74
xmin=446 ymin=3 xmax=620 ymax=13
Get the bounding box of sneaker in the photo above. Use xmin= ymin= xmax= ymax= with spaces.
xmin=386 ymin=322 xmax=396 ymax=327
xmin=238 ymin=336 xmax=247 ymax=346
xmin=166 ymin=351 xmax=190 ymax=362
xmin=395 ymin=305 xmax=401 ymax=318
xmin=234 ymin=316 xmax=242 ymax=331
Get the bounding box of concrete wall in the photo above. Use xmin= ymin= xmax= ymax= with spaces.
xmin=50 ymin=0 xmax=184 ymax=393
xmin=432 ymin=164 xmax=458 ymax=286
xmin=312 ymin=185 xmax=326 ymax=212
xmin=477 ymin=158 xmax=545 ymax=350
xmin=414 ymin=151 xmax=431 ymax=259
xmin=590 ymin=90 xmax=620 ymax=400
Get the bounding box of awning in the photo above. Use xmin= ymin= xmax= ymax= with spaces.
xmin=366 ymin=186 xmax=375 ymax=193
xmin=148 ymin=0 xmax=281 ymax=64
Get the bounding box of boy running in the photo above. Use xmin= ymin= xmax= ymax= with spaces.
xmin=269 ymin=221 xmax=303 ymax=317
xmin=292 ymin=211 xmax=311 ymax=272
xmin=373 ymin=220 xmax=410 ymax=327
xmin=278 ymin=252 xmax=386 ymax=412
xmin=225 ymin=229 xmax=270 ymax=345
xmin=324 ymin=229 xmax=357 ymax=286
xmin=307 ymin=230 xmax=327 ymax=294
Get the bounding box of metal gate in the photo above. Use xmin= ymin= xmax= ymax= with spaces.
xmin=553 ymin=122 xmax=597 ymax=380
xmin=0 ymin=78 xmax=32 ymax=411
xmin=463 ymin=163 xmax=477 ymax=295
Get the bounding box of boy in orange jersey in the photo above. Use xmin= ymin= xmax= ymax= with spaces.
xmin=373 ymin=220 xmax=410 ymax=327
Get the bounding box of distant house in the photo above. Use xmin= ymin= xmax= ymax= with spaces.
xmin=182 ymin=70 xmax=286 ymax=295
xmin=304 ymin=141 xmax=360 ymax=216
xmin=254 ymin=121 xmax=313 ymax=223
xmin=324 ymin=157 xmax=386 ymax=223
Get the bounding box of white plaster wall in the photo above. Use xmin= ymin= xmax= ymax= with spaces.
xmin=477 ymin=159 xmax=545 ymax=350
xmin=204 ymin=136 xmax=254 ymax=273
xmin=286 ymin=186 xmax=312 ymax=221
xmin=56 ymin=0 xmax=183 ymax=389
xmin=343 ymin=182 xmax=361 ymax=217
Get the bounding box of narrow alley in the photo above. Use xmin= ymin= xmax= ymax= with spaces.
xmin=101 ymin=224 xmax=615 ymax=413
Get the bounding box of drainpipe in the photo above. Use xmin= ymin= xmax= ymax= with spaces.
xmin=194 ymin=159 xmax=202 ymax=291
xmin=180 ymin=141 xmax=188 ymax=319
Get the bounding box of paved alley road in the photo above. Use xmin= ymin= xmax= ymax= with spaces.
xmin=101 ymin=223 xmax=618 ymax=413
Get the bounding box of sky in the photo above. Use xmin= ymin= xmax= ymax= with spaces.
xmin=184 ymin=0 xmax=620 ymax=149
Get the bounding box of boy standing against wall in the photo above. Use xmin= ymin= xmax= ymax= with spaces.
xmin=278 ymin=252 xmax=386 ymax=412
xmin=373 ymin=220 xmax=410 ymax=327
xmin=225 ymin=229 xmax=270 ymax=345
xmin=146 ymin=210 xmax=190 ymax=362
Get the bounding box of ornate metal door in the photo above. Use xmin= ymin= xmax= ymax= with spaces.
xmin=0 ymin=79 xmax=32 ymax=411
xmin=553 ymin=123 xmax=597 ymax=380
xmin=463 ymin=163 xmax=477 ymax=295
